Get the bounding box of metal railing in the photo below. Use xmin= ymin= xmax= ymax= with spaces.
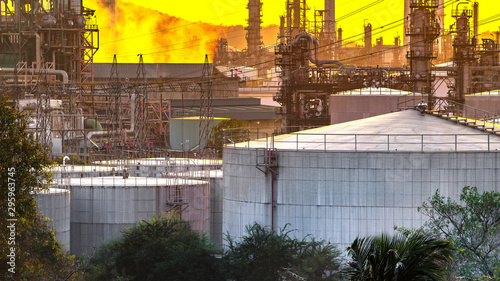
xmin=398 ymin=95 xmax=500 ymax=133
xmin=223 ymin=129 xmax=500 ymax=153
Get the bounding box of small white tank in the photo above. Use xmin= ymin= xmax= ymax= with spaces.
xmin=35 ymin=188 xmax=71 ymax=252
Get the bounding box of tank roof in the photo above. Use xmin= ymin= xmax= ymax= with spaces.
xmin=60 ymin=176 xmax=208 ymax=187
xmin=231 ymin=110 xmax=500 ymax=152
xmin=93 ymin=158 xmax=222 ymax=166
xmin=35 ymin=188 xmax=70 ymax=195
xmin=51 ymin=165 xmax=115 ymax=173
xmin=467 ymin=89 xmax=500 ymax=96
xmin=334 ymin=87 xmax=420 ymax=96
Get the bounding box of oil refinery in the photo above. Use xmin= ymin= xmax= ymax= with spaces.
xmin=2 ymin=0 xmax=500 ymax=255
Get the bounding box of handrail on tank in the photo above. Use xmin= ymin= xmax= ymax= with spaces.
xmin=222 ymin=127 xmax=500 ymax=153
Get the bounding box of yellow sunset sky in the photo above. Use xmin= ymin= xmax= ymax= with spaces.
xmin=85 ymin=0 xmax=500 ymax=63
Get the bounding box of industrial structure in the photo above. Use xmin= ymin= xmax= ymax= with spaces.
xmin=5 ymin=0 xmax=500 ymax=258
xmin=222 ymin=109 xmax=500 ymax=250
xmin=0 ymin=0 xmax=98 ymax=83
xmin=39 ymin=157 xmax=223 ymax=255
xmin=3 ymin=0 xmax=500 ymax=158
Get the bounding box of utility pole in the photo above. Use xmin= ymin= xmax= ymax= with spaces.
xmin=199 ymin=54 xmax=213 ymax=156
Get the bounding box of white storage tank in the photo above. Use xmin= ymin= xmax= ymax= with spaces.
xmin=465 ymin=90 xmax=500 ymax=115
xmin=223 ymin=110 xmax=500 ymax=249
xmin=330 ymin=87 xmax=426 ymax=124
xmin=169 ymin=169 xmax=224 ymax=247
xmin=35 ymin=188 xmax=71 ymax=252
xmin=65 ymin=176 xmax=210 ymax=256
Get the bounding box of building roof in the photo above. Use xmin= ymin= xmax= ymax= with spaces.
xmin=93 ymin=63 xmax=209 ymax=79
xmin=231 ymin=110 xmax=500 ymax=151
xmin=171 ymin=98 xmax=278 ymax=120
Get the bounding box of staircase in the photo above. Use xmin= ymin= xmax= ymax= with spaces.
xmin=398 ymin=95 xmax=500 ymax=136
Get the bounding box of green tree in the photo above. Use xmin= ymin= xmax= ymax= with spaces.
xmin=207 ymin=118 xmax=249 ymax=156
xmin=224 ymin=223 xmax=342 ymax=281
xmin=0 ymin=97 xmax=82 ymax=280
xmin=343 ymin=231 xmax=454 ymax=281
xmin=419 ymin=186 xmax=500 ymax=279
xmin=85 ymin=215 xmax=223 ymax=281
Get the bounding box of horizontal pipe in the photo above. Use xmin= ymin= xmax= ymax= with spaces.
xmin=0 ymin=68 xmax=69 ymax=84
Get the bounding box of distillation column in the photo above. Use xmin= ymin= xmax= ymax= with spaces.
xmin=436 ymin=0 xmax=445 ymax=59
xmin=406 ymin=0 xmax=440 ymax=97
xmin=246 ymin=0 xmax=263 ymax=54
xmin=404 ymin=0 xmax=411 ymax=47
xmin=450 ymin=3 xmax=475 ymax=103
xmin=324 ymin=0 xmax=336 ymax=43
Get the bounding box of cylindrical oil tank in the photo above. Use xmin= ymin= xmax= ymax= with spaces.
xmin=51 ymin=165 xmax=116 ymax=180
xmin=223 ymin=110 xmax=500 ymax=250
xmin=330 ymin=88 xmax=425 ymax=124
xmin=35 ymin=188 xmax=71 ymax=252
xmin=66 ymin=176 xmax=209 ymax=256
xmin=465 ymin=92 xmax=500 ymax=116
xmin=209 ymin=171 xmax=224 ymax=248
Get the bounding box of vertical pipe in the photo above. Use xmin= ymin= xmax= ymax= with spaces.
xmin=35 ymin=33 xmax=41 ymax=69
xmin=286 ymin=0 xmax=291 ymax=35
xmin=404 ymin=0 xmax=410 ymax=47
xmin=325 ymin=0 xmax=336 ymax=43
xmin=337 ymin=27 xmax=342 ymax=46
xmin=437 ymin=0 xmax=445 ymax=57
xmin=301 ymin=0 xmax=307 ymax=31
xmin=280 ymin=15 xmax=285 ymax=44
xmin=270 ymin=169 xmax=275 ymax=229
xmin=473 ymin=2 xmax=479 ymax=39
xmin=293 ymin=0 xmax=300 ymax=36
xmin=364 ymin=23 xmax=372 ymax=50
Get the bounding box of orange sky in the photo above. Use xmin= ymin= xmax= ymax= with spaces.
xmin=85 ymin=0 xmax=500 ymax=63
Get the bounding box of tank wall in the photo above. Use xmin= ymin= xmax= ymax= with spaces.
xmin=35 ymin=189 xmax=71 ymax=252
xmin=223 ymin=148 xmax=500 ymax=249
xmin=465 ymin=96 xmax=500 ymax=115
xmin=174 ymin=183 xmax=211 ymax=233
xmin=70 ymin=186 xmax=165 ymax=256
xmin=210 ymin=177 xmax=224 ymax=248
xmin=330 ymin=96 xmax=405 ymax=124
xmin=223 ymin=149 xmax=272 ymax=240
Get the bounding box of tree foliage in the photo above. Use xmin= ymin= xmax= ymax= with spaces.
xmin=419 ymin=186 xmax=500 ymax=279
xmin=223 ymin=223 xmax=342 ymax=281
xmin=207 ymin=118 xmax=249 ymax=156
xmin=343 ymin=231 xmax=454 ymax=281
xmin=85 ymin=215 xmax=223 ymax=281
xmin=0 ymin=97 xmax=82 ymax=280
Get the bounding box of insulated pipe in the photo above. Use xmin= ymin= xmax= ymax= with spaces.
xmin=62 ymin=156 xmax=69 ymax=166
xmin=473 ymin=2 xmax=478 ymax=39
xmin=21 ymin=32 xmax=41 ymax=68
xmin=130 ymin=94 xmax=135 ymax=132
xmin=86 ymin=129 xmax=133 ymax=142
xmin=35 ymin=33 xmax=41 ymax=68
xmin=294 ymin=33 xmax=343 ymax=67
xmin=0 ymin=68 xmax=69 ymax=83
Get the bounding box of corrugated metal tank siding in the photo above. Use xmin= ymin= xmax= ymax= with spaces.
xmin=70 ymin=185 xmax=167 ymax=256
xmin=330 ymin=95 xmax=427 ymax=124
xmin=465 ymin=95 xmax=500 ymax=115
xmin=69 ymin=181 xmax=210 ymax=256
xmin=174 ymin=183 xmax=211 ymax=233
xmin=36 ymin=189 xmax=71 ymax=252
xmin=210 ymin=177 xmax=224 ymax=248
xmin=223 ymin=148 xmax=500 ymax=249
